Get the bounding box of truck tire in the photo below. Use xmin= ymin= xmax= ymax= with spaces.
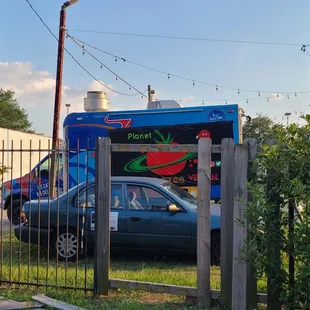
xmin=7 ymin=199 xmax=27 ymax=225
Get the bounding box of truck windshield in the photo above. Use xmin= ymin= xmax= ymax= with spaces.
xmin=160 ymin=182 xmax=197 ymax=205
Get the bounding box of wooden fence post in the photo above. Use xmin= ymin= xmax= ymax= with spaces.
xmin=197 ymin=137 xmax=212 ymax=309
xmin=232 ymin=143 xmax=248 ymax=310
xmin=244 ymin=138 xmax=258 ymax=310
xmin=220 ymin=138 xmax=235 ymax=308
xmin=265 ymin=139 xmax=281 ymax=310
xmin=94 ymin=137 xmax=111 ymax=296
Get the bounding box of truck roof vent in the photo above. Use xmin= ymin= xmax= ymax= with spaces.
xmin=84 ymin=91 xmax=110 ymax=112
xmin=147 ymin=100 xmax=182 ymax=109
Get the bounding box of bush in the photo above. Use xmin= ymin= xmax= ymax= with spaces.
xmin=245 ymin=115 xmax=310 ymax=308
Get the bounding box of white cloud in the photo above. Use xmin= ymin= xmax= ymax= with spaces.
xmin=0 ymin=62 xmax=118 ymax=136
xmin=87 ymin=80 xmax=116 ymax=97
xmin=181 ymin=95 xmax=195 ymax=102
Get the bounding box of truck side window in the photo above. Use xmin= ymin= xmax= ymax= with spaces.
xmin=37 ymin=154 xmax=63 ymax=179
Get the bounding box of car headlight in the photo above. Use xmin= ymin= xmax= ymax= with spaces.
xmin=20 ymin=211 xmax=27 ymax=223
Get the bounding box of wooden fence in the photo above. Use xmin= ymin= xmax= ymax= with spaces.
xmin=94 ymin=137 xmax=264 ymax=309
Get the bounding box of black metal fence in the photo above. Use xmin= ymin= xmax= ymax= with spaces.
xmin=0 ymin=140 xmax=95 ymax=292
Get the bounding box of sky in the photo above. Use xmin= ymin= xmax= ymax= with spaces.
xmin=0 ymin=0 xmax=309 ymax=136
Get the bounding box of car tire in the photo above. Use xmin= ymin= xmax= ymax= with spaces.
xmin=54 ymin=228 xmax=80 ymax=262
xmin=211 ymin=230 xmax=221 ymax=266
xmin=7 ymin=199 xmax=27 ymax=225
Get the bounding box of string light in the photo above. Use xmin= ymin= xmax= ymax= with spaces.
xmin=66 ymin=34 xmax=310 ymax=97
xmin=68 ymin=36 xmax=148 ymax=99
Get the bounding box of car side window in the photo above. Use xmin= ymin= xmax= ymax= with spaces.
xmin=111 ymin=184 xmax=124 ymax=210
xmin=76 ymin=184 xmax=95 ymax=208
xmin=127 ymin=185 xmax=173 ymax=211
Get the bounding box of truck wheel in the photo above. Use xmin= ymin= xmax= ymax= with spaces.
xmin=54 ymin=228 xmax=80 ymax=262
xmin=211 ymin=230 xmax=221 ymax=266
xmin=7 ymin=199 xmax=27 ymax=225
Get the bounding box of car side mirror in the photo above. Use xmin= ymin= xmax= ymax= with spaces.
xmin=168 ymin=204 xmax=181 ymax=213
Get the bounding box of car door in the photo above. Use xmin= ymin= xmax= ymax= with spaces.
xmin=148 ymin=188 xmax=192 ymax=251
xmin=76 ymin=183 xmax=127 ymax=248
xmin=125 ymin=184 xmax=191 ymax=251
xmin=125 ymin=184 xmax=163 ymax=250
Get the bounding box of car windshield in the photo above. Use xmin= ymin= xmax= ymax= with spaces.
xmin=160 ymin=182 xmax=197 ymax=205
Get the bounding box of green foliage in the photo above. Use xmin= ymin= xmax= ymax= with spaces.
xmin=245 ymin=115 xmax=310 ymax=308
xmin=0 ymin=165 xmax=9 ymax=175
xmin=243 ymin=113 xmax=284 ymax=145
xmin=0 ymin=89 xmax=32 ymax=132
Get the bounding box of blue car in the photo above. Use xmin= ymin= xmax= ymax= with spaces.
xmin=15 ymin=177 xmax=221 ymax=264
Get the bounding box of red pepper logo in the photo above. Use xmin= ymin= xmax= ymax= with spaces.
xmin=196 ymin=129 xmax=211 ymax=139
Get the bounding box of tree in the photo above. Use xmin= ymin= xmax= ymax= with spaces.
xmin=244 ymin=116 xmax=310 ymax=308
xmin=0 ymin=166 xmax=9 ymax=175
xmin=0 ymin=89 xmax=32 ymax=132
xmin=242 ymin=113 xmax=283 ymax=144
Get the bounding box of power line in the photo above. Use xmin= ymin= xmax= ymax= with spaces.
xmin=25 ymin=0 xmax=145 ymax=97
xmin=66 ymin=29 xmax=304 ymax=47
xmin=66 ymin=34 xmax=310 ymax=96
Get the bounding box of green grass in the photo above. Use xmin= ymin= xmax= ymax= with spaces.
xmin=0 ymin=232 xmax=267 ymax=309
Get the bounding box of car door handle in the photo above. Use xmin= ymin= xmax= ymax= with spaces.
xmin=129 ymin=217 xmax=141 ymax=221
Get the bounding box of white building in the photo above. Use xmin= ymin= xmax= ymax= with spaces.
xmin=0 ymin=128 xmax=54 ymax=182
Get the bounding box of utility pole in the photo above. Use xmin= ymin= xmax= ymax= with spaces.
xmin=50 ymin=0 xmax=79 ymax=198
xmin=285 ymin=112 xmax=291 ymax=128
xmin=147 ymin=85 xmax=155 ymax=102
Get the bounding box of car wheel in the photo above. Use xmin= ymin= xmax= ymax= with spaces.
xmin=211 ymin=230 xmax=221 ymax=266
xmin=54 ymin=228 xmax=80 ymax=262
xmin=7 ymin=199 xmax=27 ymax=225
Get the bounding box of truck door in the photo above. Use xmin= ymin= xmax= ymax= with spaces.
xmin=33 ymin=154 xmax=63 ymax=198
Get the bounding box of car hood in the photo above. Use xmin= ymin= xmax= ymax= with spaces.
xmin=22 ymin=199 xmax=51 ymax=213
